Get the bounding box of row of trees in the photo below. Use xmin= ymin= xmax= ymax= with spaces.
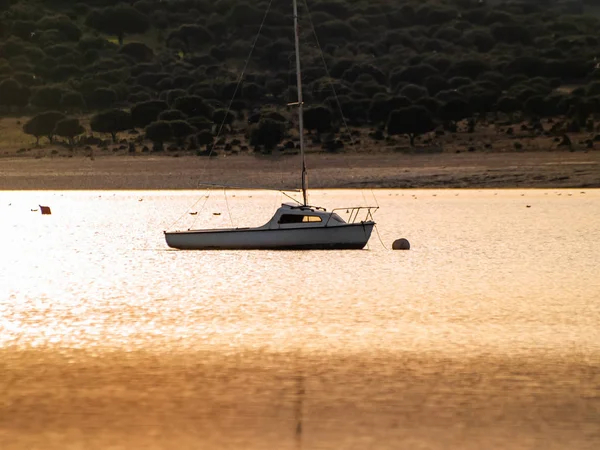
xmin=3 ymin=0 xmax=600 ymax=149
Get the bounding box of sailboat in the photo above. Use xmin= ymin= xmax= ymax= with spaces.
xmin=163 ymin=0 xmax=377 ymax=250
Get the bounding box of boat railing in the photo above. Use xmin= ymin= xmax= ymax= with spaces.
xmin=330 ymin=206 xmax=378 ymax=225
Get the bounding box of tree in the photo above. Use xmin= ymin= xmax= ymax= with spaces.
xmin=119 ymin=42 xmax=154 ymax=62
xmin=23 ymin=111 xmax=65 ymax=145
xmin=213 ymin=109 xmax=235 ymax=133
xmin=166 ymin=89 xmax=187 ymax=106
xmin=60 ymin=91 xmax=86 ymax=113
xmin=170 ymin=120 xmax=195 ymax=146
xmin=174 ymin=95 xmax=213 ymax=119
xmin=338 ymin=97 xmax=370 ymax=125
xmin=438 ymin=99 xmax=471 ymax=131
xmin=369 ymin=95 xmax=411 ymax=125
xmin=167 ymin=24 xmax=213 ymax=53
xmin=87 ymin=87 xmax=117 ymax=110
xmin=131 ymin=100 xmax=168 ymax=128
xmin=30 ymin=86 xmax=65 ymax=110
xmin=415 ymin=97 xmax=442 ymax=116
xmin=265 ymin=79 xmax=287 ymax=97
xmin=524 ymin=96 xmax=547 ymax=119
xmin=158 ymin=110 xmax=187 ymax=121
xmin=390 ymin=64 xmax=438 ymax=88
xmin=188 ymin=116 xmax=213 ymax=131
xmin=196 ymin=130 xmax=214 ymax=151
xmin=37 ymin=15 xmax=82 ymax=41
xmin=399 ymin=84 xmax=428 ymax=101
xmin=387 ymin=106 xmax=435 ymax=147
xmin=85 ymin=5 xmax=149 ymax=46
xmin=0 ymin=78 xmax=30 ymax=109
xmin=242 ymin=83 xmax=266 ymax=102
xmin=250 ymin=119 xmax=286 ymax=151
xmin=54 ymin=118 xmax=85 ymax=149
xmin=303 ymin=106 xmax=333 ymax=134
xmin=145 ymin=121 xmax=172 ymax=150
xmin=496 ymin=96 xmax=519 ymax=121
xmin=90 ymin=109 xmax=132 ymax=143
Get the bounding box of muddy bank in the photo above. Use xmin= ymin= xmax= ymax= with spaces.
xmin=0 ymin=151 xmax=598 ymax=190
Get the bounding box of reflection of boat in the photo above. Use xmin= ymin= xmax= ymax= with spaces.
xmin=164 ymin=0 xmax=376 ymax=250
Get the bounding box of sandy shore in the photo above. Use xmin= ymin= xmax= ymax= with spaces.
xmin=1 ymin=151 xmax=599 ymax=190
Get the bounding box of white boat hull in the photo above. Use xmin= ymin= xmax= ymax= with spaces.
xmin=165 ymin=222 xmax=375 ymax=250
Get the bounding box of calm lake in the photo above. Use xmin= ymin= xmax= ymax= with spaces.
xmin=1 ymin=189 xmax=599 ymax=449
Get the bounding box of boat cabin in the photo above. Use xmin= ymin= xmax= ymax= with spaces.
xmin=265 ymin=203 xmax=346 ymax=229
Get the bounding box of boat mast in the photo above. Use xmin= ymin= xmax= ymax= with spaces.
xmin=293 ymin=0 xmax=308 ymax=206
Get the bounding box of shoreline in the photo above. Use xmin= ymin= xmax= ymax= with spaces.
xmin=1 ymin=151 xmax=598 ymax=190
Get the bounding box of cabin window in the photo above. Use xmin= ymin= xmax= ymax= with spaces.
xmin=302 ymin=215 xmax=322 ymax=222
xmin=278 ymin=214 xmax=322 ymax=224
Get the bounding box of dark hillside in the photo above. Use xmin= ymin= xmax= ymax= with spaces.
xmin=1 ymin=0 xmax=600 ymax=154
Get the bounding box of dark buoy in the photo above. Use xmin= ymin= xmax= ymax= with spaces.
xmin=392 ymin=238 xmax=410 ymax=250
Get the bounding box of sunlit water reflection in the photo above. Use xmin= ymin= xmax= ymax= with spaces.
xmin=1 ymin=189 xmax=599 ymax=449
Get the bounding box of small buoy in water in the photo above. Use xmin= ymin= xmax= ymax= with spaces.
xmin=392 ymin=238 xmax=410 ymax=250
xmin=39 ymin=205 xmax=51 ymax=215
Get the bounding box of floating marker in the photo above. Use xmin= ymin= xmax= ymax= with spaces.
xmin=392 ymin=238 xmax=410 ymax=250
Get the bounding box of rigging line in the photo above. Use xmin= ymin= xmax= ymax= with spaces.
xmin=164 ymin=190 xmax=208 ymax=231
xmin=168 ymin=0 xmax=275 ymax=229
xmin=189 ymin=193 xmax=211 ymax=229
xmin=211 ymin=0 xmax=275 ymax=152
xmin=271 ymin=190 xmax=281 ymax=217
xmin=301 ymin=0 xmax=369 ymax=207
xmin=224 ymin=187 xmax=234 ymax=227
xmin=374 ymin=224 xmax=389 ymax=250
xmin=281 ymin=190 xmax=302 ymax=205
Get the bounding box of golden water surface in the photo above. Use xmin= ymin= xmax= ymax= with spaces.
xmin=1 ymin=189 xmax=599 ymax=449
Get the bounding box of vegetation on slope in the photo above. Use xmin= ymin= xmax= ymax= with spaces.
xmin=1 ymin=0 xmax=600 ymax=154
